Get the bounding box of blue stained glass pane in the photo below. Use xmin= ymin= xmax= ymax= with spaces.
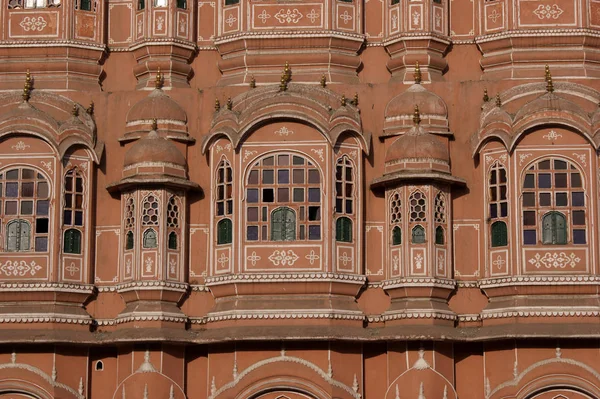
xmin=247 ymin=189 xmax=259 ymax=203
xmin=538 ymin=174 xmax=551 ymax=188
xmin=523 ymin=230 xmax=536 ymax=245
xmin=35 ymin=237 xmax=47 ymax=252
xmin=278 ymin=170 xmax=289 ymax=184
xmin=6 ymin=183 xmax=18 ymax=197
xmin=262 ymin=170 xmax=274 ymax=184
xmin=572 ymin=192 xmax=585 ymax=207
xmin=573 ymin=229 xmax=586 ymax=244
xmin=247 ymin=226 xmax=259 ymax=241
xmin=308 ymin=225 xmax=321 ymax=240
xmin=308 ymin=188 xmax=320 ymax=202
xmin=490 ymin=204 xmax=497 ymax=218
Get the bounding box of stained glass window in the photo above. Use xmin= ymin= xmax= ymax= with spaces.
xmin=336 ymin=217 xmax=352 ymax=243
xmin=491 ymin=221 xmax=507 ymax=247
xmin=217 ymin=218 xmax=232 ymax=244
xmin=64 ymin=228 xmax=82 ymax=254
xmin=412 ymin=225 xmax=425 ymax=244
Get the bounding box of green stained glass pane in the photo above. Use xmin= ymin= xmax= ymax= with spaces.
xmin=336 ymin=217 xmax=352 ymax=243
xmin=271 ymin=207 xmax=295 ymax=241
xmin=392 ymin=226 xmax=401 ymax=245
xmin=491 ymin=221 xmax=507 ymax=247
xmin=63 ymin=229 xmax=82 ymax=254
xmin=412 ymin=225 xmax=425 ymax=244
xmin=435 ymin=226 xmax=445 ymax=245
xmin=217 ymin=219 xmax=232 ymax=244
xmin=168 ymin=231 xmax=178 ymax=249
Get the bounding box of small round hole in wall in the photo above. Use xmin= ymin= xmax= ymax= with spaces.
xmin=95 ymin=360 xmax=104 ymax=371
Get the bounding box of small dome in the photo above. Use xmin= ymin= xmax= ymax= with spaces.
xmin=385 ymin=125 xmax=449 ymax=166
xmin=126 ymin=89 xmax=187 ymax=124
xmin=385 ymin=84 xmax=447 ymax=120
xmin=124 ymin=130 xmax=186 ymax=168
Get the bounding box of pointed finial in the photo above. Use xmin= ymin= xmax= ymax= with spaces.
xmin=414 ymin=61 xmax=422 ymax=84
xmin=169 ymin=385 xmax=175 ymax=399
xmin=151 ymin=118 xmax=158 ymax=131
xmin=280 ymin=74 xmax=288 ymax=92
xmin=413 ymin=105 xmax=421 ymax=125
xmin=283 ymin=61 xmax=291 ymax=82
xmin=418 ymin=382 xmax=426 ymax=399
xmin=215 ymin=98 xmax=220 ymax=111
xmin=143 ymin=383 xmax=148 ymax=399
xmin=210 ymin=377 xmax=217 ymax=395
xmin=86 ymin=101 xmax=94 ymax=115
xmin=495 ymin=94 xmax=502 ymax=107
xmin=443 ymin=385 xmax=448 ymax=399
xmin=72 ymin=104 xmax=79 ymax=117
xmin=226 ymin=97 xmax=232 ymax=110
xmin=341 ymin=94 xmax=347 ymax=107
xmin=78 ymin=377 xmax=84 ymax=395
xmin=351 ymin=93 xmax=359 ymax=106
xmin=11 ymin=351 xmax=16 ymax=364
xmin=395 ymin=384 xmax=400 ymax=399
xmin=545 ymin=64 xmax=554 ymax=93
xmin=52 ymin=365 xmax=57 ymax=381
xmin=320 ymin=74 xmax=327 ymax=88
xmin=155 ymin=67 xmax=163 ymax=89
xmin=352 ymin=374 xmax=359 ymax=393
xmin=22 ymin=70 xmax=32 ymax=102
xmin=483 ymin=88 xmax=489 ymax=102
xmin=249 ymin=75 xmax=256 ymax=88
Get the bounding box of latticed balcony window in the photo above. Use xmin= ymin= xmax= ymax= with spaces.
xmin=389 ymin=190 xmax=402 ymax=246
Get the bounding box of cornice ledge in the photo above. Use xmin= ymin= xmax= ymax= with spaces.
xmin=457 ymin=313 xmax=481 ymax=322
xmin=481 ymin=307 xmax=600 ymax=319
xmin=0 ymin=313 xmax=92 ymax=324
xmin=475 ymin=28 xmax=600 ymax=44
xmin=214 ymin=30 xmax=365 ymax=45
xmin=382 ymin=32 xmax=451 ymax=47
xmin=381 ymin=277 xmax=456 ymax=290
xmin=206 ymin=309 xmax=365 ymax=323
xmin=369 ymin=309 xmax=457 ymax=322
xmin=206 ymin=272 xmax=367 ymax=286
xmin=115 ymin=312 xmax=188 ymax=324
xmin=0 ymin=282 xmax=95 ymax=294
xmin=479 ymin=275 xmax=600 ymax=289
xmin=116 ymin=280 xmax=189 ymax=293
xmin=129 ymin=38 xmax=197 ymax=51
xmin=0 ymin=40 xmax=106 ymax=51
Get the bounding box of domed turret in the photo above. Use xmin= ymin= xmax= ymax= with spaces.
xmin=123 ymin=129 xmax=186 ymax=169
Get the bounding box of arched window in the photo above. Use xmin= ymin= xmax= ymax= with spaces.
xmin=6 ymin=219 xmax=30 ymax=252
xmin=522 ymin=158 xmax=586 ymax=245
xmin=216 ymin=159 xmax=233 ymax=218
xmin=63 ymin=229 xmax=82 ymax=254
xmin=389 ymin=190 xmax=402 ymax=246
xmin=491 ymin=221 xmax=508 ymax=247
xmin=64 ymin=169 xmax=84 ymax=227
xmin=246 ymin=153 xmax=321 ymax=241
xmin=435 ymin=226 xmax=444 ymax=245
xmin=217 ymin=219 xmax=232 ymax=245
xmin=138 ymin=0 xmax=144 ymax=9
xmin=126 ymin=231 xmax=134 ymax=250
xmin=392 ymin=226 xmax=402 ymax=245
xmin=412 ymin=225 xmax=425 ymax=244
xmin=335 ymin=156 xmax=354 ymax=215
xmin=0 ymin=167 xmax=50 ymax=252
xmin=271 ymin=207 xmax=296 ymax=241
xmin=409 ymin=191 xmax=426 ymax=222
xmin=176 ymin=0 xmax=185 ymax=8
xmin=143 ymin=228 xmax=157 ymax=248
xmin=336 ymin=217 xmax=352 ymax=243
xmin=75 ymin=0 xmax=92 ymax=10
xmin=168 ymin=231 xmax=178 ymax=249
xmin=542 ymin=212 xmax=567 ymax=245
xmin=124 ymin=195 xmax=135 ymax=250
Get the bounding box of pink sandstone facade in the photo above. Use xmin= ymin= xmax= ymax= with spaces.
xmin=0 ymin=0 xmax=600 ymax=397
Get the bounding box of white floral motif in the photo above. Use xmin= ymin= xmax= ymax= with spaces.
xmin=137 ymin=19 xmax=143 ymax=34
xmin=268 ymin=250 xmax=299 ymax=266
xmin=246 ymin=251 xmax=261 ymax=266
xmin=169 ymin=258 xmax=177 ymax=274
xmin=414 ymin=253 xmax=423 ymax=270
xmin=179 ymin=17 xmax=186 ymax=34
xmin=519 ymin=153 xmax=533 ymax=166
xmin=225 ymin=13 xmax=237 ymax=27
xmin=572 ymin=153 xmax=587 ymax=167
xmin=243 ymin=150 xmax=258 ymax=162
xmin=156 ymin=16 xmax=165 ymax=30
xmin=339 ymin=252 xmax=353 ymax=267
xmin=305 ymin=250 xmax=320 ymax=265
xmin=306 ymin=9 xmax=320 ymax=23
xmin=19 ymin=16 xmax=48 ymax=32
xmin=528 ymin=252 xmax=581 ymax=269
xmin=0 ymin=260 xmax=42 ymax=277
xmin=391 ymin=14 xmax=398 ymax=29
xmin=488 ymin=9 xmax=501 ymax=23
xmin=492 ymin=255 xmax=506 ymax=271
xmin=217 ymin=252 xmax=229 ymax=268
xmin=40 ymin=161 xmax=52 ymax=173
xmin=145 ymin=257 xmax=154 ymax=273
xmin=434 ymin=13 xmax=441 ymax=28
xmin=311 ymin=148 xmax=324 ymax=162
xmin=65 ymin=262 xmax=79 ymax=277
xmin=543 ymin=130 xmax=562 ymax=141
xmin=274 ymin=9 xmax=303 ymax=24
xmin=339 ymin=10 xmax=352 ymax=24
xmin=125 ymin=258 xmax=132 ymax=275
xmin=257 ymin=9 xmax=271 ymax=23
xmin=533 ymin=4 xmax=563 ymax=19
xmin=392 ymin=255 xmax=399 ymax=271
xmin=412 ymin=10 xmax=420 ymax=26
xmin=274 ymin=126 xmax=294 ymax=136
xmin=437 ymin=253 xmax=445 ymax=272
xmin=12 ymin=141 xmax=30 ymax=151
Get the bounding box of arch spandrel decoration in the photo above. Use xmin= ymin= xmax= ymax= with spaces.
xmin=0 ymin=91 xmax=103 ymax=164
xmin=471 ymin=82 xmax=600 ymax=158
xmin=201 ymin=83 xmax=370 ymax=156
